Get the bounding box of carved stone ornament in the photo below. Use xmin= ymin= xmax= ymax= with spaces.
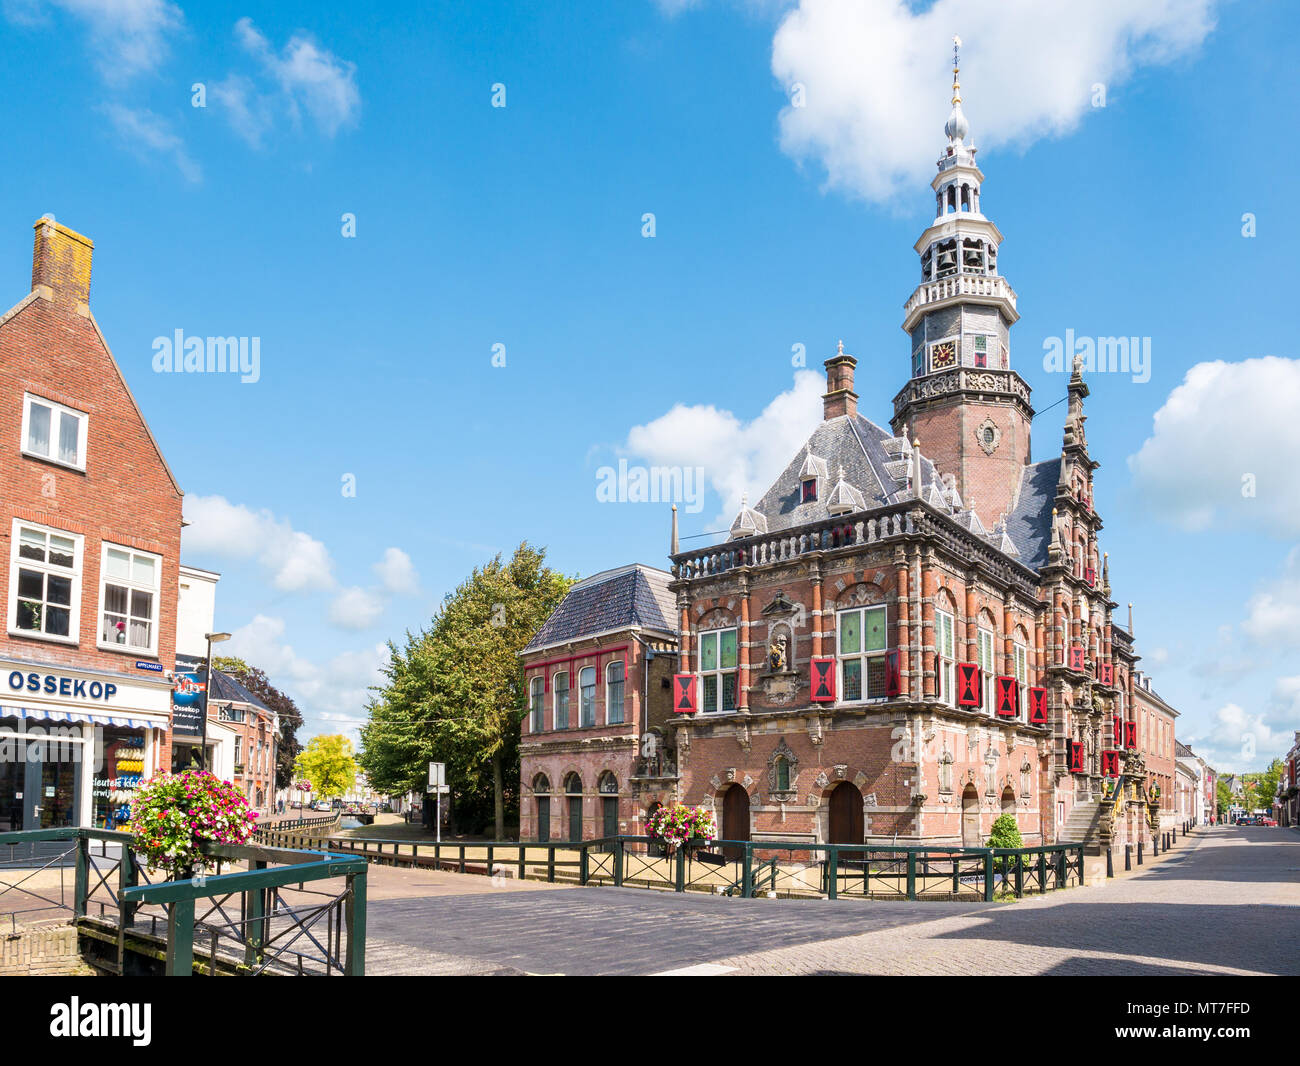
xmin=975 ymin=416 xmax=1001 ymax=456
xmin=815 ymin=770 xmax=829 ymax=789
xmin=833 ymin=764 xmax=848 ymax=781
xmin=766 ymin=739 xmax=799 ymax=793
xmin=768 ymin=635 xmax=788 ymax=672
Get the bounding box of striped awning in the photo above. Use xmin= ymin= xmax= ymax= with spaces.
xmin=2 ymin=705 xmax=161 ymax=731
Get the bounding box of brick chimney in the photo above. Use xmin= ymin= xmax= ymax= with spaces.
xmin=31 ymin=216 xmax=93 ymax=314
xmin=822 ymin=340 xmax=858 ymax=419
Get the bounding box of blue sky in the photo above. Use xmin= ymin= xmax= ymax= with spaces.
xmin=1 ymin=0 xmax=1296 ymax=774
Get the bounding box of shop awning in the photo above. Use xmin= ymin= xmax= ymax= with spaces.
xmin=2 ymin=705 xmax=162 ymax=731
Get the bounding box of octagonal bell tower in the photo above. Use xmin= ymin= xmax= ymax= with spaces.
xmin=891 ymin=37 xmax=1034 ymax=532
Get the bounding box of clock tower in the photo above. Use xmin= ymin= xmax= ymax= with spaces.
xmin=890 ymin=38 xmax=1034 ymax=532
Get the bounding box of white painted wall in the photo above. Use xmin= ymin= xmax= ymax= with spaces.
xmin=176 ymin=565 xmax=220 ymax=659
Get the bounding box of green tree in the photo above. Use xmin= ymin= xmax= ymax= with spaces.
xmin=359 ymin=542 xmax=573 ymax=839
xmin=294 ymin=735 xmax=357 ymax=799
xmin=214 ymin=658 xmax=305 ymax=792
xmin=1243 ymin=759 xmax=1284 ymax=812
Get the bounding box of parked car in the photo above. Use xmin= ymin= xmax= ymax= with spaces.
xmin=1260 ymin=816 xmax=1277 ymax=827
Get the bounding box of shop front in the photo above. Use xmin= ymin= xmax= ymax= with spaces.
xmin=0 ymin=658 xmax=172 ymax=832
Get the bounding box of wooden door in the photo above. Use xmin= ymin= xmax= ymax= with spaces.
xmin=721 ymin=785 xmax=750 ymax=861
xmin=961 ymin=785 xmax=980 ymax=847
xmin=602 ymin=796 xmax=618 ymax=838
xmin=828 ymin=783 xmax=864 ymax=844
xmin=536 ymin=797 xmax=550 ymax=842
xmin=568 ymin=796 xmax=583 ymax=841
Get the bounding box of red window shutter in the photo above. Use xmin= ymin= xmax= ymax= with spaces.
xmin=957 ymin=662 xmax=981 ymax=707
xmin=810 ymin=658 xmax=836 ymax=703
xmin=1124 ymin=721 xmax=1137 ymax=750
xmin=1085 ymin=567 xmax=1095 ymax=587
xmin=995 ymin=676 xmax=1018 ymax=716
xmin=1112 ymin=715 xmax=1122 ymax=747
xmin=1102 ymin=750 xmax=1119 ymax=777
xmin=1100 ymin=662 xmax=1114 ymax=686
xmin=885 ymin=650 xmax=901 ymax=697
xmin=1069 ymin=741 xmax=1084 ymax=774
xmin=1028 ymin=687 xmax=1048 ymax=724
xmin=1069 ymin=645 xmax=1084 ymax=671
xmin=672 ymin=674 xmax=697 ymax=714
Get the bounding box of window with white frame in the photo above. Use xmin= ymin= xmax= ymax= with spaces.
xmin=936 ymin=609 xmax=956 ymax=706
xmin=22 ymin=394 xmax=88 ymax=471
xmin=977 ymin=628 xmax=995 ymax=711
xmin=98 ymin=544 xmax=160 ymax=654
xmin=10 ymin=522 xmax=81 ymax=641
xmin=554 ymin=672 xmax=570 ymax=729
xmin=606 ymin=660 xmax=625 ymax=724
xmin=529 ymin=676 xmax=544 ymax=733
xmin=1013 ymin=642 xmax=1029 ymax=719
xmin=579 ymin=666 xmax=596 ymax=727
xmin=838 ymin=605 xmax=888 ymax=701
xmin=697 ymin=628 xmax=738 ymax=713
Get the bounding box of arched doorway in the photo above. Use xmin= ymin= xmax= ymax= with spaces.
xmin=1001 ymin=786 xmax=1016 ymax=816
xmin=961 ymin=784 xmax=980 ymax=846
xmin=565 ymin=773 xmax=583 ymax=841
xmin=598 ymin=772 xmax=619 ymax=838
xmin=721 ymin=785 xmax=750 ymax=861
xmin=534 ymin=774 xmax=551 ymax=843
xmin=827 ymin=782 xmax=865 ymax=845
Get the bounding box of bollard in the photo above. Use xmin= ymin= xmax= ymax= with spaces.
xmin=1137 ymin=840 xmax=1143 ymax=865
xmin=1106 ymin=847 xmax=1114 ymax=878
xmin=1125 ymin=844 xmax=1131 ymax=871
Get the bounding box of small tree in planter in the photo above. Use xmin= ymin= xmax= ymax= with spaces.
xmin=128 ymin=770 xmax=258 ymax=878
xmin=986 ymin=812 xmax=1024 ymax=874
xmin=646 ymin=803 xmax=717 ymax=856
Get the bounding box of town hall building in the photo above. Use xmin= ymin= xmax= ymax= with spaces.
xmin=521 ymin=56 xmax=1176 ymax=855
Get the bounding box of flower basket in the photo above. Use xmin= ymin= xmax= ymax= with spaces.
xmin=127 ymin=770 xmax=258 ymax=877
xmin=647 ymin=803 xmax=717 ymax=857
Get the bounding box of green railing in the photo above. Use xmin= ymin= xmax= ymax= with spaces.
xmin=0 ymin=827 xmax=368 ymax=976
xmin=319 ymin=833 xmax=1085 ymax=902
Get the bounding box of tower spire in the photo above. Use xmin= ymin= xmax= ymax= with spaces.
xmin=952 ymin=34 xmax=962 ymax=106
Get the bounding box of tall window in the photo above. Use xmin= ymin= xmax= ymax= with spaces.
xmin=936 ymin=609 xmax=956 ymax=706
xmin=554 ymin=671 xmax=570 ymax=729
xmin=1013 ymin=643 xmax=1029 ymax=720
xmin=99 ymin=544 xmax=160 ymax=654
xmin=22 ymin=394 xmax=88 ymax=470
xmin=775 ymin=756 xmax=791 ymax=791
xmin=606 ymin=661 xmax=625 ymax=724
xmin=977 ymin=628 xmax=995 ymax=711
xmin=839 ymin=606 xmax=888 ymax=701
xmin=698 ymin=628 xmax=738 ymax=713
xmin=529 ymin=676 xmax=544 ymax=732
xmin=9 ymin=522 xmax=81 ymax=642
xmin=579 ymin=666 xmax=596 ymax=727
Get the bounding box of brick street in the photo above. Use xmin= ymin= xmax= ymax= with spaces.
xmin=361 ymin=826 xmax=1298 ymax=975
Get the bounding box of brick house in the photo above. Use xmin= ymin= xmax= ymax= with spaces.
xmin=522 ymin=68 xmax=1181 ymax=854
xmin=0 ymin=218 xmax=183 ymax=832
xmin=519 ymin=565 xmax=678 ymax=841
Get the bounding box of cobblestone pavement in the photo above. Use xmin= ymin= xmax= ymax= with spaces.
xmin=362 ymin=825 xmax=1298 ymax=975
xmin=721 ymin=826 xmax=1299 ymax=976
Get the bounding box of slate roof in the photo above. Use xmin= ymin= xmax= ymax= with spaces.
xmin=523 ymin=564 xmax=678 ymax=652
xmin=747 ymin=414 xmax=943 ymax=534
xmin=1005 ymin=457 xmax=1061 ymax=569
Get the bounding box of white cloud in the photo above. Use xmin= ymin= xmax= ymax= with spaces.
xmin=234 ymin=17 xmax=360 ymax=138
xmin=210 ymin=74 xmax=275 ymax=147
xmin=182 ymin=495 xmax=334 ymax=592
xmin=1128 ymin=357 xmax=1300 ymax=536
xmin=1242 ymin=547 xmax=1300 ymax=647
xmin=1265 ymin=675 xmax=1300 ymax=737
xmin=9 ymin=0 xmax=184 ymax=83
xmin=1186 ymin=702 xmax=1280 ymax=776
xmin=373 ymin=547 xmax=419 ymax=594
xmin=769 ymin=0 xmax=1215 ymax=203
xmin=99 ymin=103 xmax=200 ymax=183
xmin=624 ymin=369 xmax=824 ymax=525
xmin=329 ymin=586 xmax=386 ymax=630
xmin=225 ymin=614 xmax=386 ymax=732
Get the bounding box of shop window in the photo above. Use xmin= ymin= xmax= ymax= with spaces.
xmin=839 ymin=605 xmax=888 ymax=701
xmin=698 ymin=629 xmax=738 ymax=713
xmin=98 ymin=544 xmax=160 ymax=654
xmin=9 ymin=520 xmax=82 ymax=642
xmin=21 ymin=393 xmax=88 ymax=471
xmin=93 ymin=727 xmax=146 ymax=829
xmin=606 ymin=660 xmax=625 ymax=724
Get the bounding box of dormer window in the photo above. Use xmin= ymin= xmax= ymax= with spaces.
xmin=801 ymin=477 xmax=817 ymax=503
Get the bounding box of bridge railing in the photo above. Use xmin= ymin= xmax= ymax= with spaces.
xmin=0 ymin=827 xmax=367 ymax=976
xmin=316 ymin=833 xmax=1086 ymax=902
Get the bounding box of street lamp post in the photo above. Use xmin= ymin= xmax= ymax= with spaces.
xmin=198 ymin=631 xmax=232 ymax=771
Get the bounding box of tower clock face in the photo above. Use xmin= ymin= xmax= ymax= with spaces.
xmin=930 ymin=341 xmax=956 ymax=369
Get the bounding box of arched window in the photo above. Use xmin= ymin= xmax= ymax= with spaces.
xmin=579 ymin=666 xmax=596 ymax=727
xmin=553 ymin=671 xmax=569 ymax=729
xmin=774 ymin=756 xmax=791 ymax=792
xmin=606 ymin=661 xmax=625 ymax=724
xmin=598 ymin=771 xmax=618 ymax=794
xmin=565 ymin=772 xmax=582 ymax=794
xmin=529 ymin=676 xmax=544 ymax=733
xmin=532 ymin=773 xmax=551 ymax=794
